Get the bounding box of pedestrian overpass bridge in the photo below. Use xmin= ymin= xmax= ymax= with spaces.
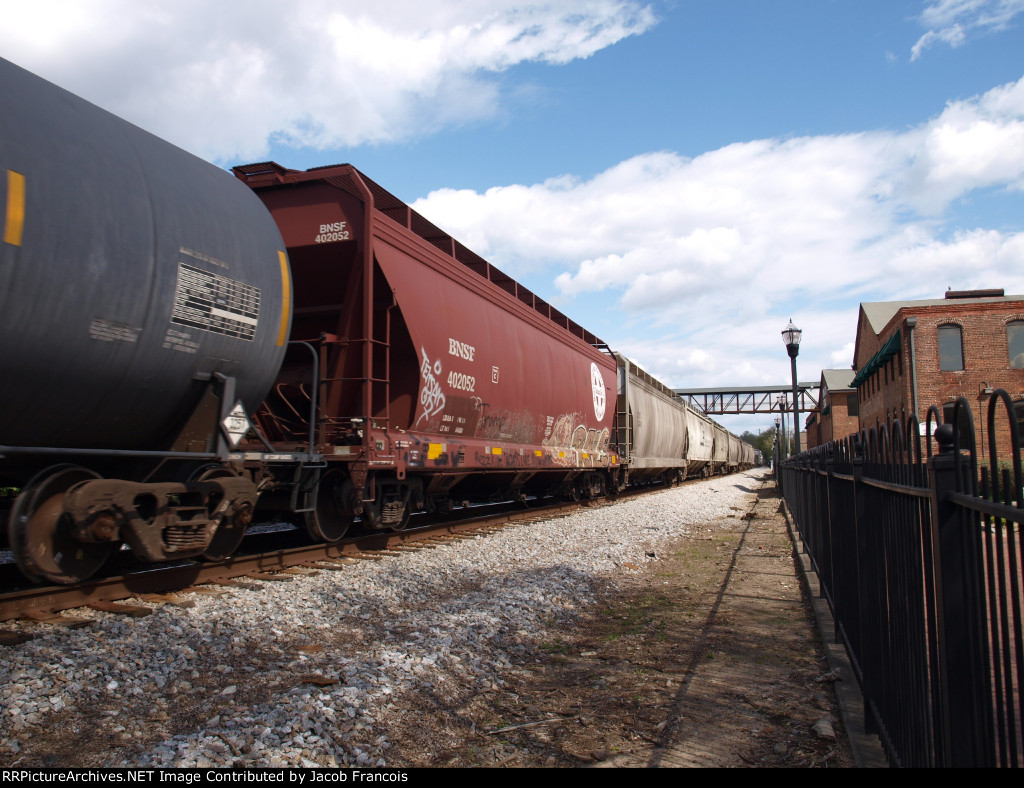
xmin=673 ymin=383 xmax=819 ymax=416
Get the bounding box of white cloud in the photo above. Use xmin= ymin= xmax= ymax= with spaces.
xmin=912 ymin=0 xmax=1024 ymax=59
xmin=413 ymin=76 xmax=1024 ymax=388
xmin=900 ymin=77 xmax=1024 ymax=212
xmin=830 ymin=343 xmax=855 ymax=368
xmin=0 ymin=0 xmax=656 ymax=161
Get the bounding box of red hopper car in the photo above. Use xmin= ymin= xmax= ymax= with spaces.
xmin=231 ymin=163 xmax=620 ymax=541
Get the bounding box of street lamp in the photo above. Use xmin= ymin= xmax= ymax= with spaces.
xmin=776 ymin=395 xmax=787 ymax=458
xmin=782 ymin=319 xmax=802 ymax=455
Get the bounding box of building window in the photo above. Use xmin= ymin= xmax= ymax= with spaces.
xmin=1009 ymin=321 xmax=1024 ymax=369
xmin=1016 ymin=401 xmax=1024 ymax=449
xmin=938 ymin=324 xmax=964 ymax=371
xmin=848 ymin=394 xmax=859 ymax=417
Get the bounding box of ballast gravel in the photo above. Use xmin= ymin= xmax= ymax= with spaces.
xmin=0 ymin=471 xmax=764 ymax=768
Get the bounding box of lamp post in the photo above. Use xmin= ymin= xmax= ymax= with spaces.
xmin=776 ymin=396 xmax=787 ymax=459
xmin=782 ymin=319 xmax=802 ymax=455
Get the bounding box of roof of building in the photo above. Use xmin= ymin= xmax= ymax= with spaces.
xmin=860 ymin=293 xmax=1024 ymax=333
xmin=820 ymin=369 xmax=855 ymax=392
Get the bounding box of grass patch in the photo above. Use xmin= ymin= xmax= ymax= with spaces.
xmin=538 ymin=640 xmax=569 ymax=655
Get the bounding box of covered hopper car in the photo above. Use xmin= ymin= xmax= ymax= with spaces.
xmin=229 ymin=161 xmax=618 ymax=538
xmin=1 ymin=57 xmax=754 ymax=586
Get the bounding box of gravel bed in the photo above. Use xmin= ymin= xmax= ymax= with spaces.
xmin=0 ymin=470 xmax=766 ymax=767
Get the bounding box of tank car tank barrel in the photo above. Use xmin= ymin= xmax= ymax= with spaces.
xmin=1 ymin=56 xmax=292 ymax=584
xmin=0 ymin=56 xmax=291 ymax=454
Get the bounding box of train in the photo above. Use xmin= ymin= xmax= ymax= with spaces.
xmin=0 ymin=57 xmax=753 ymax=586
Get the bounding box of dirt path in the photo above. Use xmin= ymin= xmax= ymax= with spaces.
xmin=394 ymin=474 xmax=856 ymax=767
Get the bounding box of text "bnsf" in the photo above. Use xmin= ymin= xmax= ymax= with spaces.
xmin=315 ymin=221 xmax=350 ymax=243
xmin=449 ymin=338 xmax=475 ymax=361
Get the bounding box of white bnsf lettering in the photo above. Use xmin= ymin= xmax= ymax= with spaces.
xmin=448 ymin=338 xmax=475 ymax=361
xmin=315 ymin=221 xmax=350 ymax=244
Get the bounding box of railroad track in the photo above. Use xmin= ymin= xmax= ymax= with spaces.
xmin=0 ymin=493 xmax=628 ymax=629
xmin=0 ymin=475 xmax=716 ymax=634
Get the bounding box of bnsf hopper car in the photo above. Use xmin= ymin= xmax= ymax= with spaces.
xmin=231 ymin=161 xmax=617 ymax=537
xmin=1 ymin=57 xmax=753 ymax=586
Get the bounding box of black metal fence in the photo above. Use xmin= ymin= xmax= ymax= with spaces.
xmin=776 ymin=391 xmax=1024 ymax=767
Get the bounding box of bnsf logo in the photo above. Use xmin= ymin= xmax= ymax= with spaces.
xmin=315 ymin=221 xmax=350 ymax=243
xmin=449 ymin=338 xmax=475 ymax=361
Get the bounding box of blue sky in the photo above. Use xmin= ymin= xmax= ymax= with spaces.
xmin=4 ymin=0 xmax=1024 ymax=434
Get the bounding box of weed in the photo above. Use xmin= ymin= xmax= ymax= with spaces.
xmin=539 ymin=640 xmax=568 ymax=655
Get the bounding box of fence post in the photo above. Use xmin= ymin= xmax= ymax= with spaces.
xmin=929 ymin=423 xmax=994 ymax=767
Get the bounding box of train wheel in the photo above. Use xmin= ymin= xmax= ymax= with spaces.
xmin=8 ymin=465 xmax=117 ymax=585
xmin=305 ymin=470 xmax=352 ymax=543
xmin=192 ymin=466 xmax=250 ymax=561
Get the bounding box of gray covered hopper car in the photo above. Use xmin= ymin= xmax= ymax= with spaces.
xmin=613 ymin=353 xmax=688 ymax=486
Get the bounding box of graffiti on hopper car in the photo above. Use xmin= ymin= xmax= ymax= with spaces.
xmin=416 ymin=346 xmax=446 ymax=427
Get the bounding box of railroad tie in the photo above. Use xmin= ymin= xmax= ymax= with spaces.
xmin=0 ymin=630 xmax=34 ymax=646
xmin=246 ymin=572 xmax=294 ymax=582
xmin=23 ymin=611 xmax=92 ymax=628
xmin=87 ymin=601 xmax=153 ymax=618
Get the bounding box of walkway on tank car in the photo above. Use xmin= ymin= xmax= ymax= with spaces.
xmin=588 ymin=475 xmax=886 ymax=768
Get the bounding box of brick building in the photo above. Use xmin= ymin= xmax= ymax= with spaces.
xmin=804 ymin=409 xmax=821 ymax=450
xmin=807 ymin=369 xmax=859 ymax=446
xmin=851 ymin=289 xmax=1024 ymax=458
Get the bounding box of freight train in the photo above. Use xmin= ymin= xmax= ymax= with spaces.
xmin=0 ymin=57 xmax=753 ymax=585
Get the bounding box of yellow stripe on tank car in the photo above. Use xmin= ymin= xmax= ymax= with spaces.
xmin=276 ymin=250 xmax=292 ymax=347
xmin=4 ymin=170 xmax=25 ymax=246
xmin=427 ymin=443 xmax=444 ymax=460
xmin=491 ymin=447 xmax=502 ymax=455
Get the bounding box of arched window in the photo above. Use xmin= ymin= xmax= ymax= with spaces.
xmin=1008 ymin=320 xmax=1024 ymax=369
xmin=938 ymin=324 xmax=964 ymax=371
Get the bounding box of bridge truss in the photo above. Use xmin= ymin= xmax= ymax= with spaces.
xmin=673 ymin=384 xmax=819 ymax=417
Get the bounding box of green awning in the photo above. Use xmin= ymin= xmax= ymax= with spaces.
xmin=852 ymin=329 xmax=901 ymax=388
